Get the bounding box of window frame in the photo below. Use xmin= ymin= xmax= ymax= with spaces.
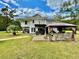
xmin=25 ymin=21 xmax=27 ymax=25
xmin=33 ymin=20 xmax=34 ymax=23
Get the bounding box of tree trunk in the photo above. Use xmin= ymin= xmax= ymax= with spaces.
xmin=13 ymin=32 xmax=16 ymax=36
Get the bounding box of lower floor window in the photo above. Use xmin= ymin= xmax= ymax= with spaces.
xmin=31 ymin=28 xmax=33 ymax=32
xmin=31 ymin=28 xmax=35 ymax=32
xmin=34 ymin=28 xmax=35 ymax=32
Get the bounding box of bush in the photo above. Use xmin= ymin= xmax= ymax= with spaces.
xmin=7 ymin=25 xmax=20 ymax=35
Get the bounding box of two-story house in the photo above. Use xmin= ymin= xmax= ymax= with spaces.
xmin=20 ymin=14 xmax=48 ymax=34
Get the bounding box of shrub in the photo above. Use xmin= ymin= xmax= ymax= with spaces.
xmin=7 ymin=25 xmax=20 ymax=35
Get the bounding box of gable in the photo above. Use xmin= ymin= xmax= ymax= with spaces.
xmin=32 ymin=14 xmax=42 ymax=18
xmin=31 ymin=14 xmax=46 ymax=20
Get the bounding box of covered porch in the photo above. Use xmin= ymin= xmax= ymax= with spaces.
xmin=33 ymin=22 xmax=77 ymax=41
xmin=35 ymin=24 xmax=46 ymax=35
xmin=45 ymin=23 xmax=77 ymax=41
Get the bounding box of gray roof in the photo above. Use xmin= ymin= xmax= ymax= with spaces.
xmin=32 ymin=14 xmax=42 ymax=17
xmin=47 ymin=22 xmax=76 ymax=27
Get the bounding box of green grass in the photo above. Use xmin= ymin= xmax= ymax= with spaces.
xmin=0 ymin=31 xmax=79 ymax=59
xmin=0 ymin=31 xmax=29 ymax=39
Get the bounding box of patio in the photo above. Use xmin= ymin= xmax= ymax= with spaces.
xmin=32 ymin=22 xmax=77 ymax=41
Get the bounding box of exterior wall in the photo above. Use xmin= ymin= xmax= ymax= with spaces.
xmin=21 ymin=21 xmax=35 ymax=34
xmin=34 ymin=19 xmax=47 ymax=24
xmin=20 ymin=14 xmax=47 ymax=34
xmin=21 ymin=22 xmax=29 ymax=27
xmin=21 ymin=19 xmax=47 ymax=34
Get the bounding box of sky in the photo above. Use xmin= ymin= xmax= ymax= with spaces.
xmin=0 ymin=0 xmax=74 ymax=18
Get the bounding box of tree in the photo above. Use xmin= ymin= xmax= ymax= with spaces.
xmin=0 ymin=14 xmax=12 ymax=31
xmin=73 ymin=0 xmax=78 ymax=7
xmin=53 ymin=14 xmax=62 ymax=21
xmin=62 ymin=0 xmax=79 ymax=20
xmin=60 ymin=0 xmax=78 ymax=20
xmin=1 ymin=6 xmax=9 ymax=15
xmin=7 ymin=25 xmax=20 ymax=35
xmin=1 ymin=6 xmax=16 ymax=19
xmin=1 ymin=6 xmax=10 ymax=30
xmin=60 ymin=1 xmax=72 ymax=12
xmin=9 ymin=9 xmax=16 ymax=19
xmin=1 ymin=6 xmax=18 ymax=31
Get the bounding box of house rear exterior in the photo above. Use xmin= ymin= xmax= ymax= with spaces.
xmin=20 ymin=14 xmax=48 ymax=34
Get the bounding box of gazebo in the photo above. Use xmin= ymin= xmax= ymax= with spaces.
xmin=32 ymin=22 xmax=77 ymax=42
xmin=45 ymin=22 xmax=77 ymax=41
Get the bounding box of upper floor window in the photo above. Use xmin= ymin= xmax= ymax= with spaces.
xmin=25 ymin=21 xmax=27 ymax=24
xmin=39 ymin=21 xmax=40 ymax=24
xmin=33 ymin=20 xmax=34 ymax=23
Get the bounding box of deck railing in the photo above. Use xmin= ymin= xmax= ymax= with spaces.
xmin=46 ymin=32 xmax=74 ymax=41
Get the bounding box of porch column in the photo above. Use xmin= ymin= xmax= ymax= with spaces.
xmin=29 ymin=27 xmax=31 ymax=33
xmin=72 ymin=27 xmax=75 ymax=41
xmin=45 ymin=27 xmax=46 ymax=35
xmin=22 ymin=27 xmax=25 ymax=33
xmin=36 ymin=27 xmax=38 ymax=32
xmin=72 ymin=27 xmax=77 ymax=34
xmin=48 ymin=27 xmax=53 ymax=41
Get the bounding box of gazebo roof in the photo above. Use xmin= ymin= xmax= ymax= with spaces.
xmin=47 ymin=22 xmax=76 ymax=27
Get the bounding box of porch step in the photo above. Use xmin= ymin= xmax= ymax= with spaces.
xmin=32 ymin=35 xmax=48 ymax=41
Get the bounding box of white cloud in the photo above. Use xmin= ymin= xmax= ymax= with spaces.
xmin=46 ymin=0 xmax=62 ymax=9
xmin=46 ymin=0 xmax=74 ymax=9
xmin=0 ymin=0 xmax=19 ymax=7
xmin=12 ymin=4 xmax=58 ymax=19
xmin=0 ymin=1 xmax=10 ymax=7
xmin=10 ymin=0 xmax=19 ymax=6
xmin=3 ymin=0 xmax=10 ymax=3
xmin=14 ymin=7 xmax=54 ymax=18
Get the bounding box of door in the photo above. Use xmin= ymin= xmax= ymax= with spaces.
xmin=38 ymin=27 xmax=45 ymax=35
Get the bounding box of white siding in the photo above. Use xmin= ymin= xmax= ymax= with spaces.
xmin=21 ymin=21 xmax=35 ymax=27
xmin=20 ymin=14 xmax=47 ymax=34
xmin=21 ymin=22 xmax=29 ymax=27
xmin=34 ymin=19 xmax=47 ymax=24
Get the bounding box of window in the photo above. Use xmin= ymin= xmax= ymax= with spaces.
xmin=25 ymin=21 xmax=27 ymax=24
xmin=33 ymin=20 xmax=34 ymax=23
xmin=31 ymin=28 xmax=33 ymax=32
xmin=31 ymin=28 xmax=35 ymax=32
xmin=39 ymin=21 xmax=40 ymax=24
xmin=34 ymin=28 xmax=35 ymax=32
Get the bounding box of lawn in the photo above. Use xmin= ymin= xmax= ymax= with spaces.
xmin=0 ymin=31 xmax=79 ymax=59
xmin=0 ymin=31 xmax=29 ymax=39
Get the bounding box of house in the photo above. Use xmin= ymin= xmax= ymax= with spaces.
xmin=19 ymin=14 xmax=77 ymax=41
xmin=20 ymin=14 xmax=48 ymax=34
xmin=20 ymin=14 xmax=77 ymax=35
